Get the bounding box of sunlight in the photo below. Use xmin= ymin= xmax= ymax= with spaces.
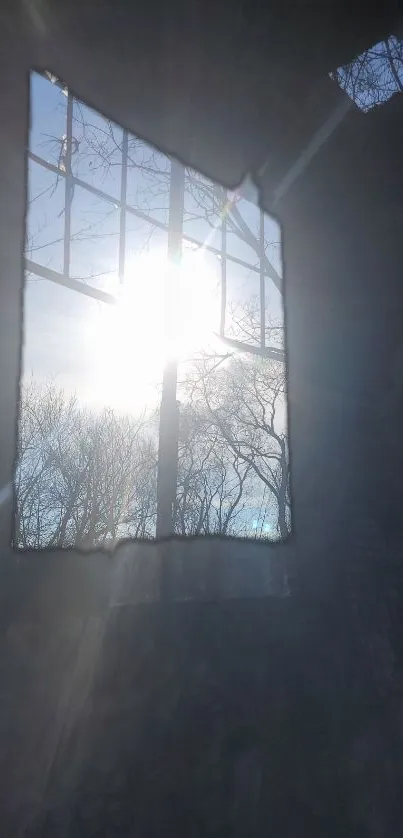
xmin=172 ymin=243 xmax=221 ymax=357
xmin=88 ymin=244 xmax=221 ymax=412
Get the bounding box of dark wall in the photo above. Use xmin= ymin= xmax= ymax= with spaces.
xmin=3 ymin=592 xmax=403 ymax=837
xmin=1 ymin=3 xmax=403 ymax=835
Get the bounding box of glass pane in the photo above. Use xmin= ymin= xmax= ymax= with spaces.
xmin=21 ymin=272 xmax=163 ymax=419
xmin=176 ymin=349 xmax=290 ymax=539
xmin=183 ymin=168 xmax=222 ymax=248
xmin=70 ymin=185 xmax=120 ymax=292
xmin=173 ymin=242 xmax=222 ymax=358
xmin=26 ymin=159 xmax=65 ymax=273
xmin=264 ymin=214 xmax=284 ymax=351
xmin=72 ymin=100 xmax=123 ymax=198
xmin=225 ymin=260 xmax=261 ymax=346
xmin=125 ymin=213 xmax=168 ymax=269
xmin=123 ymin=216 xmax=168 ymax=396
xmin=225 ymin=194 xmax=261 ymax=266
xmin=29 ymin=72 xmax=67 ymax=167
xmin=21 ymin=272 xmax=103 ymax=398
xmin=126 ymin=136 xmax=171 ymax=224
xmin=264 ymin=213 xmax=283 ymax=280
xmin=265 ymin=278 xmax=285 ymax=352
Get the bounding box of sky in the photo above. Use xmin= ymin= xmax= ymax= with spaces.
xmin=23 ymin=71 xmax=285 ymax=417
xmin=333 ymin=35 xmax=403 ymax=112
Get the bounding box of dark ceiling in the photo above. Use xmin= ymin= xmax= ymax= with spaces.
xmin=15 ymin=0 xmax=402 ymax=189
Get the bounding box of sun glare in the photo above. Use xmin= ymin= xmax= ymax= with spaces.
xmin=88 ymin=245 xmax=221 ymax=412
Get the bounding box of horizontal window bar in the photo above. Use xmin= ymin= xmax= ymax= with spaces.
xmin=25 ymin=259 xmax=117 ymax=305
xmin=28 ymin=152 xmax=270 ymax=278
xmin=216 ymin=334 xmax=285 ymax=362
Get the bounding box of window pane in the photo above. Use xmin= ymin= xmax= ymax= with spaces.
xmin=26 ymin=159 xmax=65 ymax=273
xmin=70 ymin=185 xmax=120 ymax=291
xmin=29 ymin=72 xmax=67 ymax=167
xmin=125 ymin=214 xmax=168 ymax=268
xmin=21 ymin=272 xmax=103 ymax=398
xmin=264 ymin=213 xmax=283 ymax=279
xmin=72 ymin=100 xmax=123 ymax=198
xmin=225 ymin=260 xmax=261 ymax=346
xmin=124 ymin=216 xmax=168 ymax=391
xmin=183 ymin=168 xmax=222 ymax=247
xmin=226 ymin=195 xmax=261 ymax=266
xmin=265 ymin=278 xmax=285 ymax=351
xmin=126 ymin=137 xmax=171 ymax=225
xmin=264 ymin=214 xmax=284 ymax=351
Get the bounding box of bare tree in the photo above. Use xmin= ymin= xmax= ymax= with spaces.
xmin=178 ymin=349 xmax=290 ymax=540
xmin=175 ymin=402 xmax=254 ymax=536
xmin=16 ymin=356 xmax=289 ymax=546
xmin=332 ymin=35 xmax=403 ymax=111
xmin=15 ymin=382 xmax=157 ymax=548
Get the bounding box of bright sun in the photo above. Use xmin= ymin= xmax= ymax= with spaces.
xmin=88 ymin=245 xmax=221 ymax=412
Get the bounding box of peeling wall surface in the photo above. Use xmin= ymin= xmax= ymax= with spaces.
xmin=2 ymin=3 xmax=403 ymax=835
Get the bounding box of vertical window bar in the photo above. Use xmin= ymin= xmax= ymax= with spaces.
xmin=118 ymin=128 xmax=128 ymax=283
xmin=259 ymin=206 xmax=265 ymax=350
xmin=63 ymin=92 xmax=73 ymax=277
xmin=220 ymin=189 xmax=227 ymax=338
xmin=156 ymin=158 xmax=185 ymax=540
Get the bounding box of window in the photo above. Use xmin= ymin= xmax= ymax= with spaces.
xmin=331 ymin=35 xmax=403 ymax=112
xmin=17 ymin=70 xmax=290 ymax=550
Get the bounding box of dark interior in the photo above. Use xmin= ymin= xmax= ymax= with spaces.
xmin=1 ymin=1 xmax=403 ymax=834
